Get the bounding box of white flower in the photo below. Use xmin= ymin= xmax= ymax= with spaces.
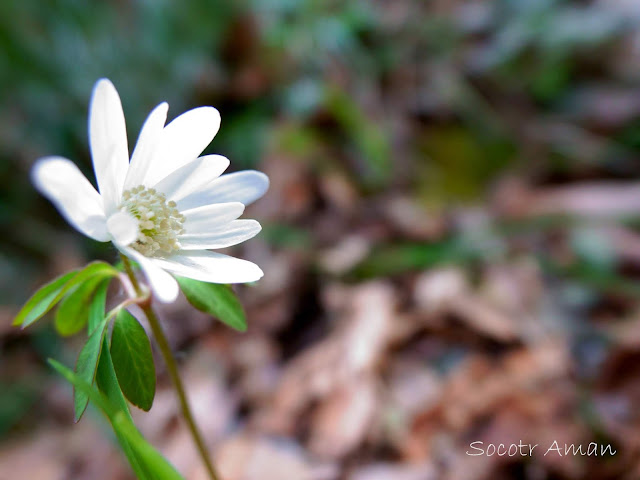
xmin=31 ymin=79 xmax=269 ymax=303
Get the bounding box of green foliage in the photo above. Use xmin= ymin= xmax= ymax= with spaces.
xmin=96 ymin=337 xmax=133 ymax=422
xmin=49 ymin=359 xmax=185 ymax=480
xmin=111 ymin=309 xmax=156 ymax=412
xmin=48 ymin=268 xmax=180 ymax=477
xmin=14 ymin=262 xmax=118 ymax=328
xmin=417 ymin=127 xmax=514 ymax=206
xmin=54 ymin=275 xmax=105 ymax=336
xmin=93 ymin=291 xmax=144 ymax=475
xmin=326 ymin=87 xmax=391 ymax=188
xmin=348 ymin=240 xmax=476 ymax=280
xmin=74 ymin=316 xmax=109 ymax=421
xmin=13 ymin=270 xmax=78 ymax=327
xmin=88 ymin=280 xmax=110 ymax=332
xmin=177 ymin=276 xmax=247 ymax=332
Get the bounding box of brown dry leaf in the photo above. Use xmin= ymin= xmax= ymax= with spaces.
xmin=348 ymin=462 xmax=437 ymax=480
xmin=607 ymin=312 xmax=640 ymax=348
xmin=527 ymin=182 xmax=640 ymax=217
xmin=0 ymin=422 xmax=128 ymax=480
xmin=594 ymin=348 xmax=640 ymax=459
xmin=319 ymin=235 xmax=371 ymax=275
xmin=603 ymin=225 xmax=640 ymax=266
xmin=233 ymin=335 xmax=281 ymax=406
xmin=308 ymin=374 xmax=378 ymax=459
xmin=413 ymin=267 xmax=468 ymax=313
xmin=260 ymin=282 xmax=395 ymax=434
xmin=403 ymin=342 xmax=572 ymax=463
xmin=132 ymin=347 xmax=236 ymax=476
xmin=413 ymin=267 xmax=520 ymax=342
xmin=317 ymin=170 xmax=359 ymax=214
xmin=382 ymin=196 xmax=444 ymax=240
xmin=206 ymin=434 xmax=316 ymax=480
xmin=449 ymin=296 xmax=518 ymax=342
xmin=387 ymin=362 xmax=443 ymax=420
xmin=252 ymin=154 xmax=314 ymax=222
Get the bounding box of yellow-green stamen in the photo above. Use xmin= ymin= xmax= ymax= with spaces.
xmin=120 ymin=185 xmax=185 ymax=256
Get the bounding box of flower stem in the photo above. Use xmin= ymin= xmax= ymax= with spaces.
xmin=120 ymin=254 xmax=222 ymax=480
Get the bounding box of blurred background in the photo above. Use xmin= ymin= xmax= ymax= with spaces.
xmin=3 ymin=0 xmax=640 ymax=478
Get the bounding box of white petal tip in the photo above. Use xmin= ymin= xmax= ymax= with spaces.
xmin=197 ymin=106 xmax=221 ymax=136
xmin=30 ymin=157 xmax=55 ymax=191
xmin=92 ymin=78 xmax=117 ymax=97
xmin=155 ymin=102 xmax=169 ymax=116
xmin=204 ymin=106 xmax=221 ymax=138
xmin=235 ymin=262 xmax=264 ymax=283
xmin=254 ymin=267 xmax=265 ymax=281
xmin=246 ymin=171 xmax=270 ymax=204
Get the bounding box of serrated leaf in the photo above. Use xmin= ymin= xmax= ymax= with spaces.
xmin=74 ymin=319 xmax=109 ymax=421
xmin=13 ymin=270 xmax=78 ymax=326
xmin=54 ymin=276 xmax=106 ymax=336
xmin=176 ymin=277 xmax=247 ymax=332
xmin=17 ymin=261 xmax=118 ymax=329
xmin=111 ymin=309 xmax=156 ymax=411
xmin=49 ymin=359 xmax=184 ymax=480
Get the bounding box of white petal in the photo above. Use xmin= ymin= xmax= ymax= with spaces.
xmin=139 ymin=106 xmax=221 ymax=187
xmin=153 ymin=154 xmax=230 ymax=202
xmin=124 ymin=102 xmax=169 ymax=190
xmin=179 ymin=220 xmax=262 ymax=250
xmin=31 ymin=157 xmax=109 ymax=241
xmin=122 ymin=248 xmax=179 ymax=303
xmin=176 ymin=171 xmax=269 ymax=211
xmin=181 ymin=202 xmax=245 ymax=235
xmin=152 ymin=251 xmax=264 ymax=284
xmin=106 ymin=211 xmax=138 ymax=247
xmin=89 ymin=79 xmax=129 ymax=214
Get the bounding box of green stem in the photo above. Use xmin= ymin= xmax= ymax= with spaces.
xmin=120 ymin=254 xmax=222 ymax=480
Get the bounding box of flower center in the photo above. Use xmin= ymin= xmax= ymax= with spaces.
xmin=119 ymin=185 xmax=185 ymax=257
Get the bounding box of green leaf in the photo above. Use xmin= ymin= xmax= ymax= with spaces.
xmin=54 ymin=276 xmax=107 ymax=336
xmin=112 ymin=413 xmax=185 ymax=480
xmin=49 ymin=359 xmax=185 ymax=480
xmin=97 ymin=338 xmax=132 ymax=421
xmin=74 ymin=319 xmax=109 ymax=421
xmin=326 ymin=86 xmax=391 ymax=188
xmin=52 ymin=261 xmax=118 ymax=307
xmin=111 ymin=309 xmax=156 ymax=411
xmin=96 ymin=340 xmax=147 ymax=477
xmin=176 ymin=277 xmax=247 ymax=332
xmin=348 ymin=240 xmax=475 ymax=279
xmin=91 ymin=286 xmax=146 ymax=478
xmin=17 ymin=261 xmax=119 ymax=329
xmin=13 ymin=270 xmax=78 ymax=326
xmin=89 ymin=280 xmax=110 ymax=332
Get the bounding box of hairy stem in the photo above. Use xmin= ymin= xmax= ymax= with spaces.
xmin=120 ymin=254 xmax=222 ymax=480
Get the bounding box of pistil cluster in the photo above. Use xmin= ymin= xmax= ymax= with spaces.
xmin=120 ymin=186 xmax=185 ymax=257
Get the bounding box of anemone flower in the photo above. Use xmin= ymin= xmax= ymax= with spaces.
xmin=32 ymin=79 xmax=268 ymax=302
